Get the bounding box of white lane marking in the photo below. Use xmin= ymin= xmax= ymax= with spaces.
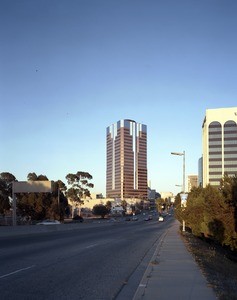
xmin=0 ymin=265 xmax=35 ymax=279
xmin=85 ymin=244 xmax=98 ymax=249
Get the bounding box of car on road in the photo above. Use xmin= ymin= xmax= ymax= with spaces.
xmin=158 ymin=216 xmax=164 ymax=222
xmin=36 ymin=219 xmax=61 ymax=225
xmin=145 ymin=214 xmax=153 ymax=221
xmin=73 ymin=215 xmax=84 ymax=222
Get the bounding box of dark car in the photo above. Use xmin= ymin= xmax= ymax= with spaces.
xmin=73 ymin=215 xmax=84 ymax=222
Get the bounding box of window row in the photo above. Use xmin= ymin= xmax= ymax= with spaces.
xmin=224 ymin=140 xmax=237 ymax=145
xmin=224 ymin=167 xmax=237 ymax=172
xmin=209 ymin=168 xmax=222 ymax=172
xmin=209 ymin=175 xmax=222 ymax=179
xmin=209 ymin=154 xmax=222 ymax=158
xmin=209 ymin=140 xmax=237 ymax=146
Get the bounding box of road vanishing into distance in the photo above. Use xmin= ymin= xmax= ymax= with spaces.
xmin=0 ymin=215 xmax=175 ymax=300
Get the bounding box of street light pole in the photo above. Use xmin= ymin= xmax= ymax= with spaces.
xmin=183 ymin=151 xmax=185 ymax=193
xmin=171 ymin=151 xmax=185 ymax=193
xmin=171 ymin=151 xmax=186 ymax=231
xmin=58 ymin=187 xmax=64 ymax=221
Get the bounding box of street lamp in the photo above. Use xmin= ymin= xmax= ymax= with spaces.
xmin=171 ymin=151 xmax=185 ymax=193
xmin=58 ymin=187 xmax=65 ymax=221
xmin=171 ymin=151 xmax=186 ymax=232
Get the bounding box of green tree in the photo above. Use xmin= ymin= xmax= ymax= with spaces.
xmin=17 ymin=173 xmax=51 ymax=220
xmin=66 ymin=171 xmax=94 ymax=216
xmin=156 ymin=198 xmax=167 ymax=213
xmin=183 ymin=187 xmax=205 ymax=236
xmin=135 ymin=201 xmax=143 ymax=211
xmin=204 ymin=185 xmax=237 ymax=249
xmin=220 ymin=173 xmax=237 ymax=230
xmin=121 ymin=200 xmax=127 ymax=211
xmin=27 ymin=172 xmax=38 ymax=181
xmin=219 ymin=174 xmax=237 ymax=248
xmin=0 ymin=172 xmax=16 ymax=214
xmin=49 ymin=180 xmax=68 ymax=222
xmin=105 ymin=201 xmax=112 ymax=213
xmin=181 ymin=181 xmax=237 ymax=251
xmin=92 ymin=204 xmax=109 ymax=218
xmin=17 ymin=173 xmax=68 ymax=221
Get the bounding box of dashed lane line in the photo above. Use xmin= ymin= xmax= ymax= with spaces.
xmin=0 ymin=265 xmax=35 ymax=279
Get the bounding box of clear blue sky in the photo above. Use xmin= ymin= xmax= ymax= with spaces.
xmin=1 ymin=0 xmax=237 ymax=196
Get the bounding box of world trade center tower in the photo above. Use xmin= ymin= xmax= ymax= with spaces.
xmin=106 ymin=119 xmax=148 ymax=200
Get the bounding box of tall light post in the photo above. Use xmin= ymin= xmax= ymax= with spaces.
xmin=171 ymin=151 xmax=185 ymax=193
xmin=171 ymin=151 xmax=186 ymax=231
xmin=58 ymin=187 xmax=65 ymax=221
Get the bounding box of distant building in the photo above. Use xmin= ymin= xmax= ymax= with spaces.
xmin=198 ymin=157 xmax=203 ymax=187
xmin=90 ymin=193 xmax=104 ymax=199
xmin=187 ymin=175 xmax=198 ymax=192
xmin=148 ymin=187 xmax=160 ymax=210
xmin=106 ymin=119 xmax=148 ymax=200
xmin=160 ymin=192 xmax=174 ymax=201
xmin=148 ymin=188 xmax=160 ymax=200
xmin=80 ymin=197 xmax=114 ymax=211
xmin=202 ymin=107 xmax=237 ymax=187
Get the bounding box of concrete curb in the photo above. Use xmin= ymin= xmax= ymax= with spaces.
xmin=132 ymin=220 xmax=216 ymax=300
xmin=132 ymin=230 xmax=168 ymax=299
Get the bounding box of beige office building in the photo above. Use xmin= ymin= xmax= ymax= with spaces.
xmin=202 ymin=107 xmax=237 ymax=187
xmin=187 ymin=175 xmax=198 ymax=192
xmin=106 ymin=119 xmax=147 ymax=200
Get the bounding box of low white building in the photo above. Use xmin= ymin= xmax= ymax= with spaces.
xmin=160 ymin=192 xmax=174 ymax=200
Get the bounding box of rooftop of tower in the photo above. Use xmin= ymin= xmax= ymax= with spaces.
xmin=124 ymin=119 xmax=136 ymax=122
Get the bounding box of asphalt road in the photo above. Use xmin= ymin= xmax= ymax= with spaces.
xmin=0 ymin=216 xmax=175 ymax=300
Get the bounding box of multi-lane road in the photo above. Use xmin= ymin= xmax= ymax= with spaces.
xmin=0 ymin=215 xmax=175 ymax=300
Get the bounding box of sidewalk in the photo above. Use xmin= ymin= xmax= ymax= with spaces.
xmin=133 ymin=219 xmax=217 ymax=300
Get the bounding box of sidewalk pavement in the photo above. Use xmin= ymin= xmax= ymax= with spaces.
xmin=133 ymin=219 xmax=217 ymax=300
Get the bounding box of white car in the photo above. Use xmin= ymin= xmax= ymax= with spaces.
xmin=36 ymin=219 xmax=61 ymax=225
xmin=158 ymin=216 xmax=164 ymax=222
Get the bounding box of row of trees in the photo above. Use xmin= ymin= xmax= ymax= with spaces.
xmin=0 ymin=171 xmax=94 ymax=222
xmin=0 ymin=171 xmax=146 ymax=221
xmin=175 ymin=174 xmax=237 ymax=251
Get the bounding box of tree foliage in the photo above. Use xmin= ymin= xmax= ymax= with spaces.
xmin=65 ymin=171 xmax=94 ymax=215
xmin=121 ymin=200 xmax=127 ymax=210
xmin=92 ymin=204 xmax=109 ymax=218
xmin=105 ymin=201 xmax=112 ymax=212
xmin=17 ymin=173 xmax=68 ymax=221
xmin=0 ymin=172 xmax=16 ymax=214
xmin=0 ymin=170 xmax=93 ymax=222
xmin=176 ymin=175 xmax=237 ymax=251
xmin=156 ymin=197 xmax=169 ymax=212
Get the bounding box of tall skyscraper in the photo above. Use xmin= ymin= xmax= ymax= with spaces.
xmin=106 ymin=119 xmax=147 ymax=200
xmin=202 ymin=107 xmax=237 ymax=187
